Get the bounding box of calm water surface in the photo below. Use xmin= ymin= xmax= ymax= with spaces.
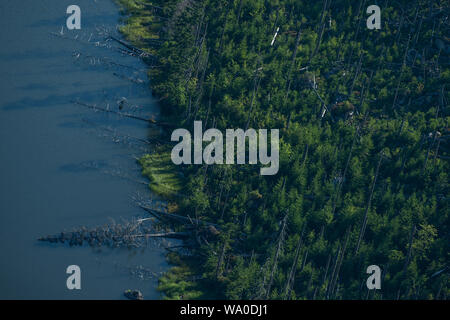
xmin=0 ymin=0 xmax=168 ymax=299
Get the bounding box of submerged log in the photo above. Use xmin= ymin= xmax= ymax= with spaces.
xmin=113 ymin=72 xmax=146 ymax=84
xmin=72 ymin=100 xmax=175 ymax=128
xmin=131 ymin=231 xmax=189 ymax=239
xmin=81 ymin=117 xmax=171 ymax=146
xmin=137 ymin=202 xmax=220 ymax=229
xmin=38 ymin=217 xmax=188 ymax=248
xmin=107 ymin=36 xmax=155 ymax=59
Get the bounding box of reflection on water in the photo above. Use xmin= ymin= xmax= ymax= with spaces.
xmin=0 ymin=0 xmax=168 ymax=299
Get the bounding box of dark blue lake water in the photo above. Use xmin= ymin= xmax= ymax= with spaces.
xmin=0 ymin=0 xmax=168 ymax=299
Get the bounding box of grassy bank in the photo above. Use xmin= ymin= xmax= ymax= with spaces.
xmin=116 ymin=0 xmax=206 ymax=299
xmin=139 ymin=147 xmax=183 ymax=198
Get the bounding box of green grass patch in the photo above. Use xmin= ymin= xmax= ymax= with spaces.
xmin=158 ymin=252 xmax=219 ymax=300
xmin=116 ymin=0 xmax=161 ymax=50
xmin=139 ymin=146 xmax=183 ymax=198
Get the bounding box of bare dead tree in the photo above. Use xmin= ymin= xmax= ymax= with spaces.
xmin=246 ymin=56 xmax=263 ymax=130
xmin=285 ymin=25 xmax=303 ymax=129
xmin=325 ymin=244 xmax=341 ymax=299
xmin=321 ymin=253 xmax=332 ymax=291
xmin=391 ymin=35 xmax=412 ymax=111
xmin=216 ymin=238 xmax=227 ymax=278
xmin=265 ymin=212 xmax=289 ymax=299
xmin=39 ymin=217 xmax=189 ymax=248
xmin=332 ymin=112 xmax=369 ymax=215
xmin=310 ymin=0 xmax=332 ymax=63
xmin=396 ymin=223 xmax=417 ymax=299
xmin=355 ymin=152 xmax=384 ymax=254
xmin=328 ymin=226 xmax=351 ymax=298
xmin=345 ymin=0 xmax=368 ymax=70
xmin=283 ymin=223 xmax=307 ymax=299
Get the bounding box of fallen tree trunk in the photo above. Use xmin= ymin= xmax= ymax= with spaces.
xmin=38 ymin=216 xmax=189 ymax=248
xmin=138 ymin=203 xmax=220 ymax=229
xmin=131 ymin=231 xmax=190 ymax=239
xmin=72 ymin=100 xmax=175 ymax=128
xmin=107 ymin=36 xmax=155 ymax=59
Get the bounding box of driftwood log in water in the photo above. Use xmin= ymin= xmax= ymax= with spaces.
xmin=71 ymin=100 xmax=175 ymax=128
xmin=112 ymin=72 xmax=146 ymax=84
xmin=39 ymin=197 xmax=222 ymax=250
xmin=107 ymin=36 xmax=158 ymax=60
xmin=135 ymin=200 xmax=222 ymax=247
xmin=107 ymin=35 xmax=147 ymax=55
xmin=136 ymin=200 xmax=220 ymax=229
xmin=38 ymin=218 xmax=189 ymax=248
xmin=82 ymin=117 xmax=171 ymax=146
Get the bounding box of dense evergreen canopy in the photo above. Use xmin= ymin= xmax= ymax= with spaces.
xmin=118 ymin=0 xmax=449 ymax=299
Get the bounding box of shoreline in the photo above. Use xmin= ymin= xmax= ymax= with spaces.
xmin=114 ymin=0 xmax=196 ymax=299
xmin=116 ymin=0 xmax=219 ymax=299
xmin=115 ymin=0 xmax=449 ymax=300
